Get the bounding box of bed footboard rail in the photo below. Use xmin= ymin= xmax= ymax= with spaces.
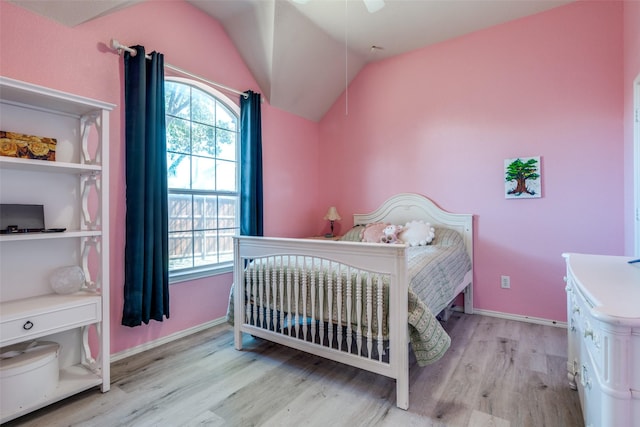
xmin=233 ymin=236 xmax=410 ymax=409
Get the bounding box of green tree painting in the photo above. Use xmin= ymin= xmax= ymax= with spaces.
xmin=505 ymin=157 xmax=541 ymax=198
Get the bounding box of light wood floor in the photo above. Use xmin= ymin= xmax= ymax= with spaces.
xmin=4 ymin=313 xmax=583 ymax=427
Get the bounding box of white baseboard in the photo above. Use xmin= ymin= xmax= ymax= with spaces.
xmin=452 ymin=306 xmax=567 ymax=328
xmin=111 ymin=317 xmax=228 ymax=362
xmin=112 ymin=308 xmax=566 ymax=362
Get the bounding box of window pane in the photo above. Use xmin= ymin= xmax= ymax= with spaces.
xmin=195 ymin=195 xmax=218 ymax=229
xmin=167 ymin=153 xmax=191 ymax=190
xmin=192 ymin=156 xmax=216 ymax=190
xmin=218 ymin=232 xmax=234 ymax=263
xmin=216 ymin=103 xmax=237 ymax=131
xmin=169 ymin=231 xmax=193 ymax=270
xmin=217 ymin=129 xmax=236 ymax=161
xmin=191 ymin=122 xmax=216 ymax=158
xmin=168 ymin=193 xmax=192 ymax=232
xmin=166 ymin=116 xmax=191 ymax=154
xmin=191 ymin=88 xmax=216 ymax=125
xmin=165 ymin=82 xmax=190 ymax=119
xmin=216 ymin=160 xmax=236 ymax=192
xmin=193 ymin=196 xmax=203 ymax=230
xmin=194 ymin=230 xmax=218 ymax=267
xmin=218 ymin=196 xmax=237 ymax=229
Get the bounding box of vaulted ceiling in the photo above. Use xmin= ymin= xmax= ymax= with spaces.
xmin=9 ymin=0 xmax=573 ymax=121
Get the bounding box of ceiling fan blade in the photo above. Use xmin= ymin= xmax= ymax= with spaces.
xmin=363 ymin=0 xmax=385 ymax=13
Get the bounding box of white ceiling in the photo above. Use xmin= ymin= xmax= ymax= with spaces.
xmin=10 ymin=0 xmax=573 ymax=121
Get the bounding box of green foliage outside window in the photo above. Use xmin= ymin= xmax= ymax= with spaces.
xmin=165 ymin=80 xmax=239 ymax=274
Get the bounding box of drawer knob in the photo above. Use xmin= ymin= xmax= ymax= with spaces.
xmin=581 ymin=364 xmax=592 ymax=390
xmin=23 ymin=320 xmax=34 ymax=330
xmin=583 ymin=328 xmax=600 ymax=347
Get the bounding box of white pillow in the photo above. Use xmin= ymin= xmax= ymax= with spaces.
xmin=398 ymin=220 xmax=435 ymax=246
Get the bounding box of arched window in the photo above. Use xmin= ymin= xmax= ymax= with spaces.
xmin=165 ymin=77 xmax=239 ymax=281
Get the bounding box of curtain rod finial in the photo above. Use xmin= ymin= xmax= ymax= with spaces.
xmin=111 ymin=38 xmax=137 ymax=57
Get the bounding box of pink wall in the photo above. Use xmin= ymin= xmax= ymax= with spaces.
xmin=0 ymin=1 xmax=319 ymax=354
xmin=624 ymin=1 xmax=640 ymax=255
xmin=0 ymin=0 xmax=631 ymax=356
xmin=319 ymin=0 xmax=625 ymax=322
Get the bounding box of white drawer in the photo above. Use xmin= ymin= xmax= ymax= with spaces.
xmin=579 ymin=339 xmax=602 ymax=427
xmin=565 ymin=281 xmax=581 ymax=389
xmin=571 ymin=286 xmax=605 ymax=378
xmin=581 ymin=317 xmax=604 ymax=380
xmin=567 ymin=276 xmax=584 ymax=332
xmin=0 ymin=295 xmax=101 ymax=346
xmin=632 ymin=332 xmax=640 ymax=390
xmin=633 ymin=390 xmax=640 ymax=425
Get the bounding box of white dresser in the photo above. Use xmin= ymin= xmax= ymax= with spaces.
xmin=564 ymin=253 xmax=640 ymax=427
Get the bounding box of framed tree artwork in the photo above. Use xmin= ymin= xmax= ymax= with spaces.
xmin=505 ymin=156 xmax=541 ymax=199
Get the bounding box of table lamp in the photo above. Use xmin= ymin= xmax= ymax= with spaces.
xmin=323 ymin=206 xmax=341 ymax=237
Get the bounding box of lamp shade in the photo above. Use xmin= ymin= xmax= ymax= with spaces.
xmin=323 ymin=206 xmax=341 ymax=221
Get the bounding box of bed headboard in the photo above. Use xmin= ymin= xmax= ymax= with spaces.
xmin=353 ymin=193 xmax=473 ymax=261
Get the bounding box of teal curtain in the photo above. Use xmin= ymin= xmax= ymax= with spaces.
xmin=240 ymin=91 xmax=263 ymax=236
xmin=122 ymin=45 xmax=170 ymax=327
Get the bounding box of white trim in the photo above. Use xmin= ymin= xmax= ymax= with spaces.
xmin=164 ymin=76 xmax=241 ymax=279
xmin=169 ymin=263 xmax=233 ymax=285
xmin=111 ymin=317 xmax=227 ymax=362
xmin=110 ymin=308 xmax=565 ymax=363
xmin=634 ymin=73 xmax=640 ymax=257
xmin=451 ymin=306 xmax=566 ymax=328
xmin=166 ymin=76 xmax=241 ymax=113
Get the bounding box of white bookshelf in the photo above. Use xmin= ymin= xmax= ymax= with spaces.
xmin=0 ymin=76 xmax=114 ymax=423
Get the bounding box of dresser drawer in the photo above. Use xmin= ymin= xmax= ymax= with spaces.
xmin=633 ymin=333 xmax=640 ymax=390
xmin=565 ymin=279 xmax=582 ymax=389
xmin=567 ymin=275 xmax=586 ymax=333
xmin=574 ymin=289 xmax=604 ymax=380
xmin=568 ymin=279 xmax=605 ymax=378
xmin=0 ymin=296 xmax=101 ymax=346
xmin=579 ymin=339 xmax=602 ymax=427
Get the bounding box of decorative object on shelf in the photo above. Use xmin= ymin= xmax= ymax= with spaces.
xmin=0 ymin=204 xmax=45 ymax=234
xmin=323 ymin=206 xmax=341 ymax=237
xmin=0 ymin=341 xmax=60 ymax=414
xmin=505 ymin=156 xmax=541 ymax=199
xmin=49 ymin=266 xmax=85 ymax=295
xmin=0 ymin=131 xmax=56 ymax=161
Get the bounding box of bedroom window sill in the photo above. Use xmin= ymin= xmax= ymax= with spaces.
xmin=169 ymin=263 xmax=233 ymax=285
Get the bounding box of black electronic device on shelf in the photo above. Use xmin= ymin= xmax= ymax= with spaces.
xmin=0 ymin=204 xmax=65 ymax=234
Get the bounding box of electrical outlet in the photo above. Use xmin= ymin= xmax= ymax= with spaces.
xmin=501 ymin=275 xmax=511 ymax=289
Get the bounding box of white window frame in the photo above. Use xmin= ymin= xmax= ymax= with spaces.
xmin=165 ymin=76 xmax=240 ymax=284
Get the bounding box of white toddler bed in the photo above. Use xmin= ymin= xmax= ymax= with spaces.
xmin=230 ymin=193 xmax=473 ymax=409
